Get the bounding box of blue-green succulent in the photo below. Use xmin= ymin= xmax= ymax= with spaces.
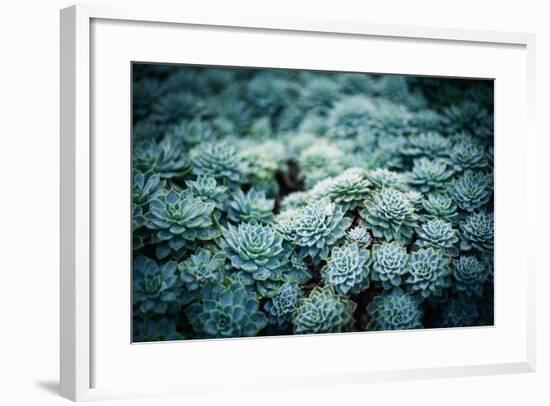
xmin=360 ymin=188 xmax=419 ymax=244
xmin=133 ymin=318 xmax=185 ymax=342
xmin=190 ymin=142 xmax=249 ymax=184
xmin=438 ymin=296 xmax=480 ymax=328
xmin=346 ymin=225 xmax=372 ymax=247
xmin=406 ymin=247 xmax=452 ymax=298
xmin=326 ymin=96 xmax=372 ymax=138
xmin=185 ymin=175 xmax=228 ymax=213
xmin=365 ymin=168 xmax=407 ymax=191
xmin=421 ymin=192 xmax=459 ymax=223
xmin=459 ymin=211 xmax=494 ymax=252
xmin=366 ymin=288 xmax=422 ymax=331
xmin=408 ymin=158 xmax=454 ymax=193
xmin=446 ymin=136 xmax=488 ymax=173
xmin=133 ymin=138 xmax=189 ymax=179
xmin=227 ymin=188 xmax=275 ymax=224
xmin=453 ymin=255 xmax=489 ymax=297
xmin=293 ymin=286 xmax=356 ymax=334
xmin=322 ymin=243 xmax=371 ymax=295
xmin=187 ymin=278 xmax=267 ymax=338
xmin=264 ymin=283 xmax=303 ymax=332
xmin=326 ymin=168 xmax=371 ymax=211
xmin=415 ymin=219 xmax=459 ymax=256
xmin=146 ymin=189 xmax=220 ymax=258
xmin=402 ymin=132 xmax=451 ymax=159
xmin=220 ymin=223 xmax=290 ymax=297
xmin=450 ymin=171 xmax=492 ymax=212
xmin=133 ymin=256 xmax=179 ymax=316
xmin=178 ymin=248 xmax=226 ymax=292
xmin=132 ymin=170 xmax=163 ymax=249
xmin=371 ymin=242 xmax=410 ymax=289
xmin=287 ymin=199 xmax=352 ymax=262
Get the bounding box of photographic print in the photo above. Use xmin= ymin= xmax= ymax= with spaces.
xmin=131 ymin=64 xmax=494 ymax=342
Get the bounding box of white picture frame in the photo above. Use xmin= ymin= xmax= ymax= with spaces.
xmin=60 ymin=3 xmax=536 ymax=402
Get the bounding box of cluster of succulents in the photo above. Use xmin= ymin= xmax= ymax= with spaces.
xmin=132 ymin=64 xmax=494 ymax=341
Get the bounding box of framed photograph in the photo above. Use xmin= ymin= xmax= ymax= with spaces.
xmin=60 ymin=4 xmax=536 ymax=402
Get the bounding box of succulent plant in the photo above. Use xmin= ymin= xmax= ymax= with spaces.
xmin=346 ymin=225 xmax=372 ymax=247
xmin=133 ymin=256 xmax=179 ymax=315
xmin=446 ymin=137 xmax=488 ymax=172
xmin=168 ymin=119 xmax=217 ymax=150
xmin=438 ymin=296 xmax=479 ymax=328
xmin=288 ymin=199 xmax=352 ymax=262
xmin=406 ymin=247 xmax=452 ymax=298
xmin=360 ymin=188 xmax=418 ymax=244
xmin=264 ymin=283 xmax=303 ymax=332
xmin=453 ymin=255 xmax=489 ymax=297
xmin=247 ymin=73 xmax=298 ymax=117
xmin=300 ymin=78 xmax=342 ymax=115
xmin=402 ymin=132 xmax=451 ymax=159
xmin=146 ymin=189 xmax=220 ymax=259
xmin=326 ymin=96 xmax=373 ymax=138
xmin=133 ymin=170 xmax=163 ymax=249
xmin=133 ymin=138 xmax=189 ymax=179
xmin=450 ymin=171 xmax=492 ymax=212
xmin=178 ymin=248 xmax=226 ymax=292
xmin=366 ymin=288 xmax=422 ymax=331
xmin=280 ymin=191 xmax=310 ymax=210
xmin=322 ymin=243 xmax=371 ymax=295
xmin=187 ymin=278 xmax=267 ymax=338
xmin=150 ymin=91 xmax=205 ymax=125
xmin=415 ymin=219 xmax=459 ymax=256
xmin=298 ymin=141 xmax=345 ymax=187
xmin=421 ymin=192 xmax=459 ymax=223
xmin=365 ymin=168 xmax=407 ymax=191
xmin=185 ymin=175 xmax=228 ymax=212
xmin=133 ymin=317 xmax=184 ymax=342
xmin=190 ymin=142 xmax=249 ymax=184
xmin=227 ymin=188 xmax=275 ymax=224
xmin=220 ymin=223 xmax=290 ymax=297
xmin=293 ymin=285 xmax=356 ymax=334
xmin=408 ymin=158 xmax=454 ymax=193
xmin=365 ymin=100 xmax=412 ymax=138
xmin=326 ymin=168 xmax=371 ymax=210
xmin=371 ymin=242 xmax=410 ymax=289
xmin=459 ymin=211 xmax=494 ymax=252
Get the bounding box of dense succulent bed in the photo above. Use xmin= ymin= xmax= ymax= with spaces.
xmin=132 ymin=64 xmax=494 ymax=342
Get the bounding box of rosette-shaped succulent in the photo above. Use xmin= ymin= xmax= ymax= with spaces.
xmin=453 ymin=255 xmax=489 ymax=297
xmin=406 ymin=247 xmax=452 ymax=298
xmin=360 ymin=188 xmax=418 ymax=244
xmin=438 ymin=296 xmax=479 ymax=327
xmin=289 ymin=199 xmax=352 ymax=261
xmin=459 ymin=211 xmax=494 ymax=252
xmin=365 ymin=168 xmax=407 ymax=191
xmin=133 ymin=318 xmax=184 ymax=342
xmin=365 ymin=100 xmax=412 ymax=138
xmin=178 ymin=248 xmax=226 ymax=292
xmin=133 ymin=256 xmax=179 ymax=315
xmin=421 ymin=192 xmax=459 ymax=223
xmin=187 ymin=278 xmax=267 ymax=338
xmin=300 ymin=77 xmax=342 ymax=115
xmin=133 ymin=138 xmax=189 ymax=179
xmin=132 ymin=170 xmax=163 ymax=249
xmin=346 ymin=225 xmax=372 ymax=247
xmin=280 ymin=191 xmax=310 ymax=210
xmin=227 ymin=188 xmax=275 ymax=224
xmin=150 ymin=91 xmax=205 ymax=125
xmin=190 ymin=142 xmax=249 ymax=184
xmin=285 ymin=254 xmax=313 ymax=285
xmin=293 ymin=286 xmax=356 ymax=334
xmin=366 ymin=288 xmax=422 ymax=331
xmin=220 ymin=223 xmax=290 ymax=297
xmin=168 ymin=119 xmax=216 ymax=150
xmin=408 ymin=158 xmax=453 ymax=193
xmin=446 ymin=137 xmax=488 ymax=172
xmin=326 ymin=168 xmax=371 ymax=211
xmin=371 ymin=242 xmax=410 ymax=289
xmin=322 ymin=243 xmax=371 ymax=295
xmin=185 ymin=175 xmax=228 ymax=213
xmin=147 ymin=189 xmax=220 ymax=259
xmin=264 ymin=283 xmax=303 ymax=332
xmin=298 ymin=141 xmax=345 ymax=187
xmin=247 ymin=72 xmax=298 ymax=117
xmin=415 ymin=219 xmax=459 ymax=256
xmin=326 ymin=96 xmax=373 ymax=138
xmin=450 ymin=171 xmax=492 ymax=212
xmin=402 ymin=132 xmax=451 ymax=159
